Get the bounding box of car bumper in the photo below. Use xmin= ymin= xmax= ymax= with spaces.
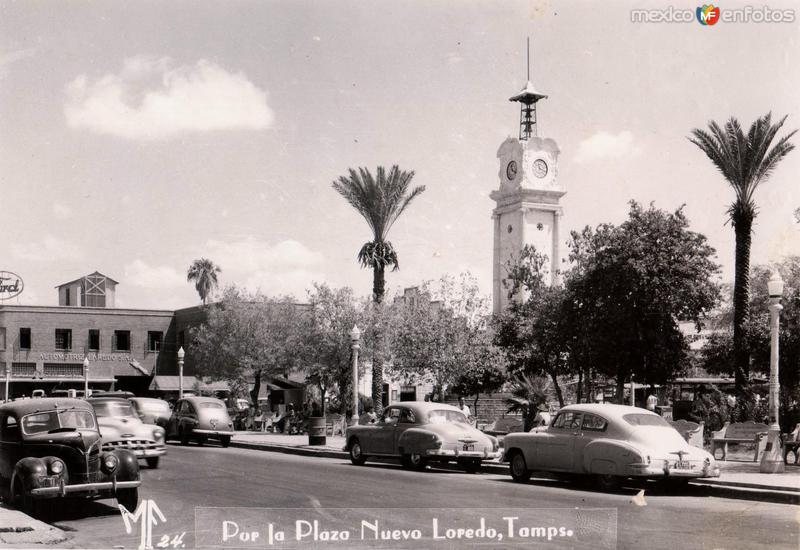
xmin=192 ymin=429 xmax=234 ymax=436
xmin=102 ymin=443 xmax=166 ymax=458
xmin=628 ymin=462 xmax=721 ymax=478
xmin=30 ymin=479 xmax=141 ymax=498
xmin=426 ymin=449 xmax=502 ymax=460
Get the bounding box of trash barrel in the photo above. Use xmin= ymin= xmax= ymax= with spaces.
xmin=308 ymin=416 xmax=326 ymax=446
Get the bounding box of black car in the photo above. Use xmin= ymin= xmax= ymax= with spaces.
xmin=0 ymin=398 xmax=141 ymax=516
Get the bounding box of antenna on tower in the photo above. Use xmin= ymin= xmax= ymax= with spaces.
xmin=509 ymin=38 xmax=547 ymax=140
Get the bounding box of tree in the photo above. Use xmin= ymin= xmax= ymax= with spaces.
xmin=332 ymin=165 xmax=425 ymax=412
xmin=564 ymin=202 xmax=721 ymax=402
xmin=689 ymin=113 xmax=796 ymax=392
xmin=504 ymin=373 xmax=550 ymax=432
xmin=448 ymin=329 xmax=506 ymax=420
xmin=189 ymin=286 xmax=302 ymax=404
xmin=187 ymin=258 xmax=222 ymax=305
xmin=295 ymin=284 xmax=368 ymax=417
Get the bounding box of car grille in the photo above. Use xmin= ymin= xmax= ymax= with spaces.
xmin=66 ymin=450 xmax=102 ymax=484
xmin=102 ymin=439 xmax=161 ymax=452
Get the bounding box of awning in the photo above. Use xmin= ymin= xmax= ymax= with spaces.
xmin=149 ymin=376 xmax=230 ymax=392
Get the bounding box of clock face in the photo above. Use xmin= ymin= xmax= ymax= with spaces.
xmin=533 ymin=159 xmax=548 ymax=178
xmin=506 ymin=160 xmax=518 ymax=180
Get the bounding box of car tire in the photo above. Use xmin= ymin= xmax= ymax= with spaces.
xmin=117 ymin=488 xmax=139 ymax=512
xmin=179 ymin=427 xmax=190 ymax=446
xmin=220 ymin=436 xmax=231 ymax=448
xmin=595 ymin=474 xmax=622 ymax=491
xmin=461 ymin=459 xmax=481 ymax=474
xmin=349 ymin=438 xmax=367 ymax=466
xmin=146 ymin=457 xmax=160 ymax=469
xmin=785 ymin=448 xmax=798 ymax=465
xmin=197 ymin=436 xmax=207 ymax=447
xmin=509 ymin=451 xmax=531 ymax=483
xmin=12 ymin=479 xmax=37 ymax=517
xmin=403 ymin=452 xmax=427 ymax=471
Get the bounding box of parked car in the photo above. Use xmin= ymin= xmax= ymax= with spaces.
xmin=87 ymin=396 xmax=166 ymax=469
xmin=344 ymin=401 xmax=501 ymax=472
xmin=129 ymin=397 xmax=172 ymax=429
xmin=0 ymin=398 xmax=140 ymax=515
xmin=166 ymin=396 xmax=235 ymax=447
xmin=502 ymin=403 xmax=721 ymax=490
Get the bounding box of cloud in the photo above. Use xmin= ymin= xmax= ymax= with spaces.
xmin=204 ymin=237 xmax=326 ymax=298
xmin=52 ymin=203 xmax=73 ymax=219
xmin=0 ymin=48 xmax=36 ymax=78
xmin=64 ymin=56 xmax=274 ymax=140
xmin=123 ymin=259 xmax=185 ymax=289
xmin=574 ymin=130 xmax=641 ymax=164
xmin=10 ymin=235 xmax=84 ymax=262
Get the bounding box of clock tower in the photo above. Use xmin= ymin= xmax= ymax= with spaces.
xmin=491 ymin=62 xmax=565 ymax=315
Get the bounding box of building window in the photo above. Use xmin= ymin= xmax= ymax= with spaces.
xmin=114 ymin=330 xmax=131 ymax=352
xmin=0 ymin=328 xmax=5 ymax=350
xmin=55 ymin=329 xmax=72 ymax=351
xmin=148 ymin=331 xmax=163 ymax=352
xmin=64 ymin=288 xmax=70 ymax=306
xmin=88 ymin=330 xmax=100 ymax=351
xmin=19 ymin=328 xmax=31 ymax=350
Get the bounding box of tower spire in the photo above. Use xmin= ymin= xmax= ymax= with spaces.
xmin=510 ymin=37 xmax=547 ymax=140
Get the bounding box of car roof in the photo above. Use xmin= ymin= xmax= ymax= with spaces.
xmin=385 ymin=401 xmax=463 ymax=416
xmin=181 ymin=396 xmax=225 ymax=404
xmin=130 ymin=397 xmax=168 ymax=404
xmin=557 ymin=403 xmax=660 ymax=420
xmin=87 ymin=396 xmax=130 ymax=404
xmin=0 ymin=398 xmax=94 ymax=416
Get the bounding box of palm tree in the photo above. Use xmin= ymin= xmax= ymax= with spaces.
xmin=332 ymin=165 xmax=425 ymax=411
xmin=187 ymin=258 xmax=222 ymax=305
xmin=504 ymin=373 xmax=550 ymax=432
xmin=689 ymin=113 xmax=796 ymax=392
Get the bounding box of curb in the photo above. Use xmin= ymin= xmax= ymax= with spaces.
xmin=230 ymin=440 xmax=799 ymax=505
xmin=0 ymin=505 xmax=69 ymax=546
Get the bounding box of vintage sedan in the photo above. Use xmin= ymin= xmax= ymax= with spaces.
xmin=129 ymin=397 xmax=172 ymax=429
xmin=166 ymin=396 xmax=234 ymax=447
xmin=0 ymin=398 xmax=140 ymax=516
xmin=345 ymin=402 xmax=500 ymax=472
xmin=88 ymin=396 xmax=167 ymax=469
xmin=502 ymin=403 xmax=721 ymax=490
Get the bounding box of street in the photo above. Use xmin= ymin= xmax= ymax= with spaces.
xmin=44 ymin=444 xmax=797 ymax=550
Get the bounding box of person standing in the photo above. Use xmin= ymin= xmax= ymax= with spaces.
xmin=458 ymin=397 xmax=473 ymax=423
xmin=533 ymin=403 xmax=551 ymax=428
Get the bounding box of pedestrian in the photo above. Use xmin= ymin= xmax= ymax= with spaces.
xmin=458 ymin=397 xmax=472 ymax=422
xmin=359 ymin=402 xmax=378 ymax=425
xmin=646 ymin=394 xmax=657 ymax=411
xmin=533 ymin=403 xmax=551 ymax=428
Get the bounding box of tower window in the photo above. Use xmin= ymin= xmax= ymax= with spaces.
xmin=114 ymin=330 xmax=131 ymax=352
xmin=55 ymin=329 xmax=72 ymax=351
xmin=19 ymin=328 xmax=31 ymax=350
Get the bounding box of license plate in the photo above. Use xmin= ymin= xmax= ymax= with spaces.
xmin=673 ymin=460 xmax=694 ymax=470
xmin=462 ymin=443 xmax=474 ymax=452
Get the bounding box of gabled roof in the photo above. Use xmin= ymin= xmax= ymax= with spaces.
xmin=55 ymin=271 xmax=119 ymax=289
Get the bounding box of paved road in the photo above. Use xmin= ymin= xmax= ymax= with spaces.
xmin=40 ymin=444 xmax=797 ymax=550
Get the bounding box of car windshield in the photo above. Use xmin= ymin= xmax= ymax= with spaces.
xmin=137 ymin=400 xmax=170 ymax=413
xmin=427 ymin=409 xmax=469 ymax=424
xmin=22 ymin=409 xmax=96 ymax=434
xmin=92 ymin=401 xmax=135 ymax=418
xmin=623 ymin=413 xmax=670 ymax=427
xmin=199 ymin=402 xmax=225 ymax=409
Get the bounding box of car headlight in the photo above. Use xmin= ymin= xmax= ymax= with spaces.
xmin=101 ymin=453 xmax=119 ymax=474
xmin=153 ymin=429 xmax=165 ymax=442
xmin=49 ymin=459 xmax=64 ymax=475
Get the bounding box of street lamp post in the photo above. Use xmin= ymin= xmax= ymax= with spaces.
xmin=177 ymin=347 xmax=185 ymax=400
xmin=83 ymin=357 xmax=90 ymax=397
xmin=350 ymin=325 xmax=361 ymax=425
xmin=4 ymin=363 xmax=10 ymax=402
xmin=760 ymin=272 xmax=785 ymax=473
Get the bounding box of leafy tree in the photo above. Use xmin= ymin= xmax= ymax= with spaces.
xmin=564 ymin=202 xmax=721 ymax=401
xmin=332 ymin=165 xmax=425 ymax=412
xmin=689 ymin=114 xmax=796 ymax=392
xmin=295 ymin=284 xmax=368 ymax=417
xmin=187 ymin=258 xmax=222 ymax=305
xmin=448 ymin=332 xmax=506 ymax=420
xmin=504 ymin=373 xmax=550 ymax=432
xmin=494 ymin=245 xmax=571 ymax=406
xmin=189 ymin=286 xmax=302 ymax=404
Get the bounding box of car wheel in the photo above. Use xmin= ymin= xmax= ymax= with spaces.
xmin=349 ymin=438 xmax=367 ymax=466
xmin=117 ymin=488 xmax=139 ymax=512
xmin=12 ymin=479 xmax=36 ymax=517
xmin=509 ymin=451 xmax=531 ymax=483
xmin=461 ymin=459 xmax=481 ymax=474
xmin=785 ymin=448 xmax=798 ymax=465
xmin=595 ymin=474 xmax=622 ymax=491
xmin=179 ymin=427 xmax=190 ymax=446
xmin=403 ymin=452 xmax=427 ymax=471
xmin=197 ymin=436 xmax=207 ymax=446
xmin=146 ymin=457 xmax=160 ymax=469
xmin=220 ymin=436 xmax=231 ymax=448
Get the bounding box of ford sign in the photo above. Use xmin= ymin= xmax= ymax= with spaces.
xmin=0 ymin=271 xmax=24 ymax=300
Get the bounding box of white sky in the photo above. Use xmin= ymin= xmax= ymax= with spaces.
xmin=1 ymin=0 xmax=798 ymax=309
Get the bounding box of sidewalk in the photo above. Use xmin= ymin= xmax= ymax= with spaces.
xmin=0 ymin=504 xmax=69 ymax=546
xmin=230 ymin=431 xmax=799 ymax=502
